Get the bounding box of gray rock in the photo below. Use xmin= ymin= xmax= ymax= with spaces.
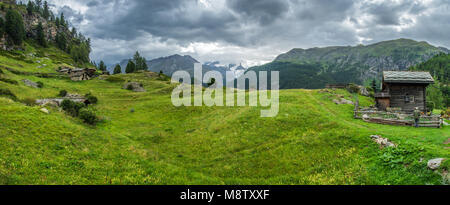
xmin=370 ymin=135 xmax=397 ymax=148
xmin=40 ymin=108 xmax=49 ymax=114
xmin=427 ymin=158 xmax=445 ymax=170
xmin=22 ymin=79 xmax=39 ymax=88
xmin=123 ymin=82 xmax=146 ymax=92
xmin=359 ymin=86 xmax=370 ymax=97
xmin=36 ymin=94 xmax=87 ymax=107
xmin=333 ymin=98 xmax=353 ymax=105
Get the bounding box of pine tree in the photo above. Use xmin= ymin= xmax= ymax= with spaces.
xmin=133 ymin=51 xmax=148 ymax=71
xmin=142 ymin=60 xmax=148 ymax=71
xmin=5 ymin=9 xmax=25 ymax=45
xmin=371 ymin=79 xmax=377 ymax=92
xmin=27 ymin=1 xmax=33 ymax=15
xmin=42 ymin=1 xmax=50 ymax=20
xmin=98 ymin=61 xmax=107 ymax=71
xmin=55 ymin=32 xmax=66 ymax=51
xmin=55 ymin=17 xmax=60 ymax=27
xmin=35 ymin=0 xmax=42 ymax=12
xmin=125 ymin=60 xmax=136 ymax=74
xmin=133 ymin=51 xmax=141 ymax=70
xmin=71 ymin=27 xmax=77 ymax=38
xmin=0 ymin=18 xmax=4 ymax=38
xmin=113 ymin=64 xmax=122 ymax=75
xmin=36 ymin=22 xmax=46 ymax=47
xmin=60 ymin=13 xmax=65 ymax=27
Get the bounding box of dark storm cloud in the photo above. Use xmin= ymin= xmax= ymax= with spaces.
xmin=81 ymin=0 xmax=242 ymax=45
xmin=294 ymin=0 xmax=354 ymax=21
xmin=364 ymin=0 xmax=427 ymax=25
xmin=227 ymin=0 xmax=290 ymax=24
xmin=59 ymin=5 xmax=84 ymax=25
xmin=47 ymin=0 xmax=450 ymax=65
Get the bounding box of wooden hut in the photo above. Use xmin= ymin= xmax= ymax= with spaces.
xmin=375 ymin=71 xmax=434 ymax=113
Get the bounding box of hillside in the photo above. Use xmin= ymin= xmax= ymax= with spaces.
xmin=248 ymin=39 xmax=448 ymax=89
xmin=410 ymin=53 xmax=450 ymax=84
xmin=0 ymin=42 xmax=449 ymax=185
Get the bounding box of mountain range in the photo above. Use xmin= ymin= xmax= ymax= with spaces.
xmin=109 ymin=55 xmax=247 ymax=79
xmin=246 ymin=38 xmax=449 ymax=89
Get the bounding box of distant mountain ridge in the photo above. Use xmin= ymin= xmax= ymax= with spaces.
xmin=110 ymin=54 xmax=247 ymax=79
xmin=247 ymin=38 xmax=449 ymax=89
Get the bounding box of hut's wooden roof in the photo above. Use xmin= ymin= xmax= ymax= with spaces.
xmin=383 ymin=71 xmax=434 ymax=84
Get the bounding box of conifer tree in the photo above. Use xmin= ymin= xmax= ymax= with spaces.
xmin=36 ymin=22 xmax=46 ymax=47
xmin=113 ymin=64 xmax=122 ymax=75
xmin=125 ymin=60 xmax=136 ymax=74
xmin=27 ymin=1 xmax=33 ymax=15
xmin=0 ymin=18 xmax=4 ymax=38
xmin=42 ymin=1 xmax=50 ymax=20
xmin=98 ymin=61 xmax=107 ymax=71
xmin=5 ymin=9 xmax=25 ymax=45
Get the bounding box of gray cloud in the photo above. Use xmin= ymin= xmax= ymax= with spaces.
xmin=227 ymin=0 xmax=290 ymax=24
xmin=45 ymin=0 xmax=450 ymax=65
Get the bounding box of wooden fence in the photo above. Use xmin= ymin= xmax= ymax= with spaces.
xmin=354 ymin=102 xmax=442 ymax=128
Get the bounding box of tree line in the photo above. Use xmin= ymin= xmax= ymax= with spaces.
xmin=97 ymin=51 xmax=148 ymax=75
xmin=410 ymin=53 xmax=450 ymax=109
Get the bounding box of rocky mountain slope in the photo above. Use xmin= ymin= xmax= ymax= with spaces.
xmin=0 ymin=1 xmax=71 ymax=50
xmin=247 ymin=39 xmax=448 ymax=89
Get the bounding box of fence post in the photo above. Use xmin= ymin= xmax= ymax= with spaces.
xmin=354 ymin=94 xmax=359 ymax=119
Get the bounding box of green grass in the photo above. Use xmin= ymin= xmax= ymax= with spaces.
xmin=0 ymin=47 xmax=449 ymax=185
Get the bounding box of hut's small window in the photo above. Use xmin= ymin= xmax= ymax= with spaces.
xmin=404 ymin=94 xmax=415 ymax=103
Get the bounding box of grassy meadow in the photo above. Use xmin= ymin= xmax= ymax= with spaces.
xmin=0 ymin=44 xmax=449 ymax=185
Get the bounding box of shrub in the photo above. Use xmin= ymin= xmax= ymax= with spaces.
xmin=59 ymin=90 xmax=68 ymax=97
xmin=426 ymin=101 xmax=435 ymax=113
xmin=61 ymin=99 xmax=85 ymax=117
xmin=347 ymin=83 xmax=360 ymax=94
xmin=0 ymin=77 xmax=19 ymax=85
xmin=36 ymin=81 xmax=44 ymax=88
xmin=85 ymin=93 xmax=98 ymax=105
xmin=0 ymin=88 xmax=17 ymax=100
xmin=21 ymin=98 xmax=36 ymax=106
xmin=0 ymin=69 xmax=3 ymax=74
xmin=126 ymin=84 xmax=134 ymax=90
xmin=105 ymin=76 xmax=125 ymax=83
xmin=79 ymin=108 xmax=98 ymax=125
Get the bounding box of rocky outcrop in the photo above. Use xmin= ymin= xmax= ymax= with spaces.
xmin=0 ymin=1 xmax=72 ymax=50
xmin=333 ymin=98 xmax=353 ymax=105
xmin=58 ymin=68 xmax=97 ymax=81
xmin=36 ymin=94 xmax=88 ymax=107
xmin=370 ymin=135 xmax=397 ymax=149
xmin=22 ymin=79 xmax=39 ymax=88
xmin=123 ymin=82 xmax=146 ymax=92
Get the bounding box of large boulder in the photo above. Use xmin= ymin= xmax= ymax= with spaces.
xmin=427 ymin=158 xmax=445 ymax=170
xmin=22 ymin=79 xmax=39 ymax=88
xmin=123 ymin=82 xmax=146 ymax=92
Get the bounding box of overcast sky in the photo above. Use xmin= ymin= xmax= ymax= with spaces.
xmin=42 ymin=0 xmax=450 ymax=66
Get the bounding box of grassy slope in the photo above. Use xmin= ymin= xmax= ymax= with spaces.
xmin=0 ymin=46 xmax=449 ymax=185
